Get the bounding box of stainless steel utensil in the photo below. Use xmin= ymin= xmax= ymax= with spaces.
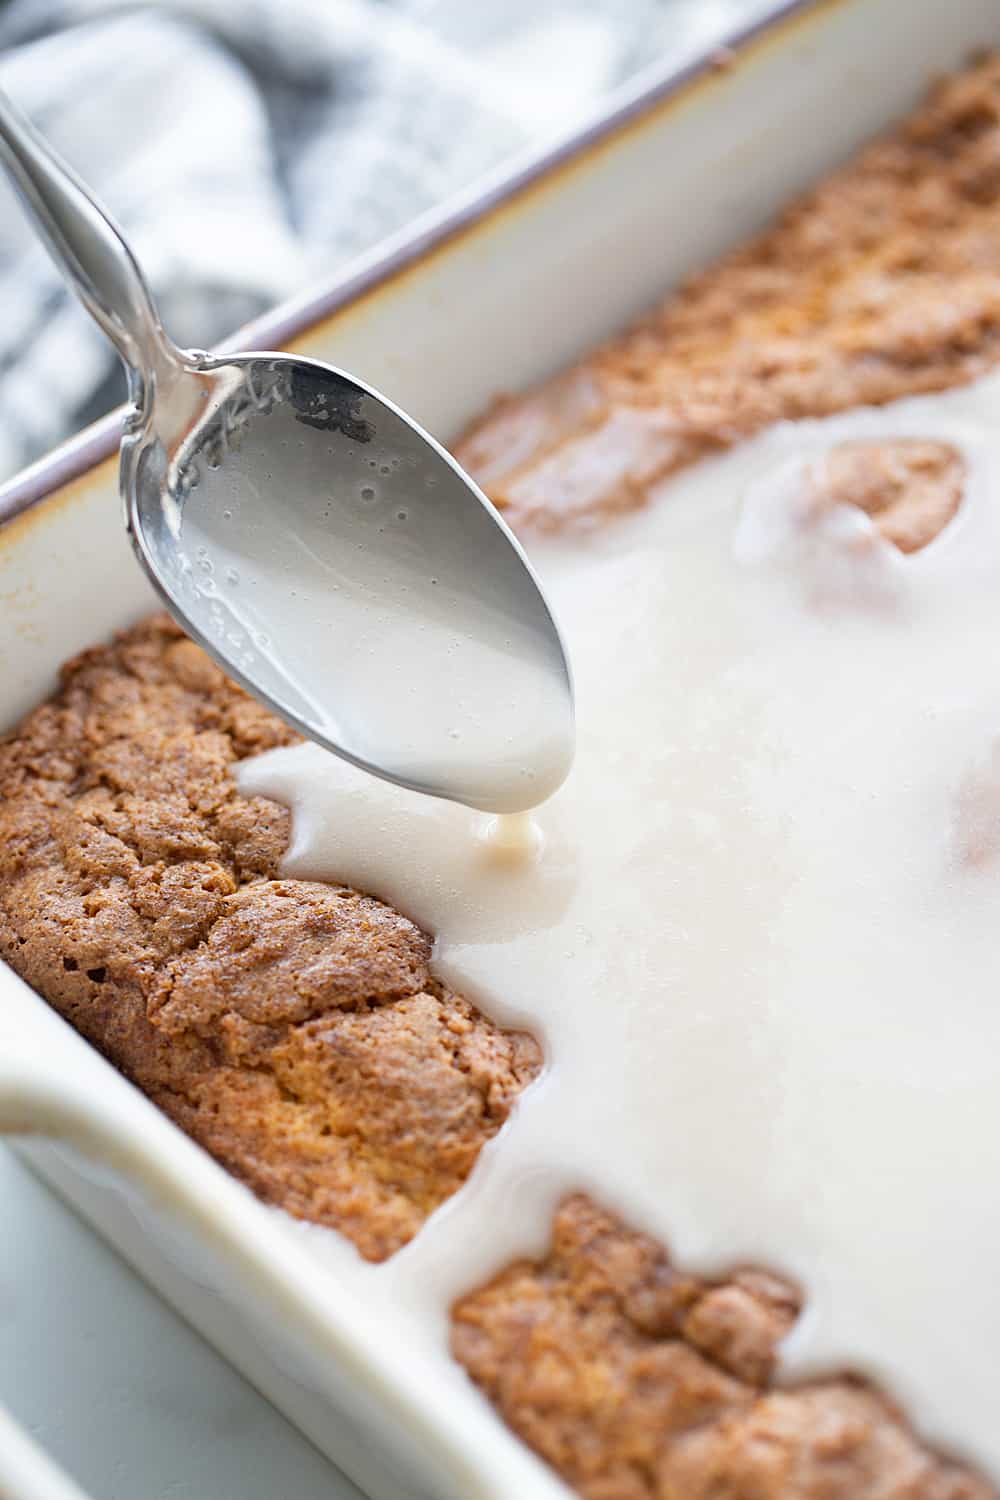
xmin=0 ymin=91 xmax=574 ymax=813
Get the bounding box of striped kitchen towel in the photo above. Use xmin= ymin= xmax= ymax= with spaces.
xmin=0 ymin=0 xmax=768 ymax=482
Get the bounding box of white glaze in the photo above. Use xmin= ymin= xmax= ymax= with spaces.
xmin=241 ymin=372 xmax=1000 ymax=1478
xmin=175 ymin=388 xmax=574 ymax=816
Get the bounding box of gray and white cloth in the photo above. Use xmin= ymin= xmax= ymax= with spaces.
xmin=0 ymin=0 xmax=767 ymax=483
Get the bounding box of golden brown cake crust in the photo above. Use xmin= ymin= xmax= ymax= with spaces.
xmin=0 ymin=615 xmax=541 ymax=1261
xmin=452 ymin=1198 xmax=993 ymax=1500
xmin=455 ymin=55 xmax=1000 ymax=534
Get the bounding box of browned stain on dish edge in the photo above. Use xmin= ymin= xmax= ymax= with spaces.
xmin=0 ymin=453 xmax=118 ymax=555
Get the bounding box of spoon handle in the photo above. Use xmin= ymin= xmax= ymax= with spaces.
xmin=0 ymin=88 xmax=183 ymax=401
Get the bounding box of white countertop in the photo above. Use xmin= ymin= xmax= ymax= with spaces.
xmin=0 ymin=1146 xmax=366 ymax=1500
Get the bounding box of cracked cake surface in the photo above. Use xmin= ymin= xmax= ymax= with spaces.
xmin=456 ymin=56 xmax=1000 ymax=536
xmin=453 ymin=1197 xmax=991 ymax=1500
xmin=0 ymin=616 xmax=540 ymax=1262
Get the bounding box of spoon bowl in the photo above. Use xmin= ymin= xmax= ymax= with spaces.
xmin=0 ymin=90 xmax=574 ymax=813
xmin=126 ymin=350 xmax=574 ymax=811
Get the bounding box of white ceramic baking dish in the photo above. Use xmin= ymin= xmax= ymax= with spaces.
xmin=2 ymin=1 xmax=999 ymax=1496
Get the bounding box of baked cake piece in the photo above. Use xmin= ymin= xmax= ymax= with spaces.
xmin=456 ymin=56 xmax=1000 ymax=534
xmin=0 ymin=615 xmax=540 ymax=1261
xmin=453 ymin=1197 xmax=991 ymax=1500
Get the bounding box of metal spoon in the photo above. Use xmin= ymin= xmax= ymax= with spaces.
xmin=0 ymin=91 xmax=574 ymax=814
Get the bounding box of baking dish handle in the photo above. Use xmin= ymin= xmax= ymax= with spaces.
xmin=0 ymin=1057 xmax=512 ymax=1500
xmin=0 ymin=1065 xmax=106 ymax=1500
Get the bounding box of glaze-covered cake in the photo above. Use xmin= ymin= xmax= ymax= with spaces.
xmin=6 ymin=55 xmax=1000 ymax=1500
